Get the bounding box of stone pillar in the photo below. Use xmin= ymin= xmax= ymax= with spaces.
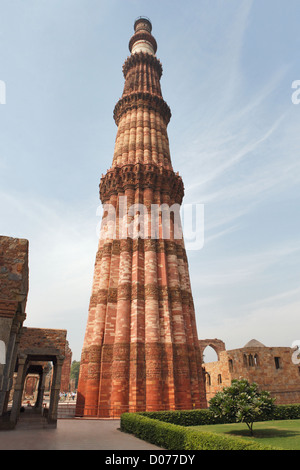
xmin=0 ymin=317 xmax=23 ymax=416
xmin=47 ymin=356 xmax=64 ymax=426
xmin=35 ymin=366 xmax=48 ymax=411
xmin=10 ymin=354 xmax=27 ymax=426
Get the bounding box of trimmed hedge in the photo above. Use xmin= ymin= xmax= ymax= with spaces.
xmin=120 ymin=413 xmax=280 ymax=450
xmin=271 ymin=404 xmax=300 ymax=420
xmin=137 ymin=409 xmax=233 ymax=426
xmin=120 ymin=405 xmax=300 ymax=450
xmin=137 ymin=403 xmax=300 ymax=426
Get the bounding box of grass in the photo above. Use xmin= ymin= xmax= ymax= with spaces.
xmin=189 ymin=419 xmax=300 ymax=450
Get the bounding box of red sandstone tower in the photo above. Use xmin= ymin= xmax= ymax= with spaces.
xmin=76 ymin=18 xmax=204 ymax=417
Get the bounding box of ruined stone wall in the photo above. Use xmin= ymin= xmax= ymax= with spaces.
xmin=203 ymin=344 xmax=300 ymax=405
xmin=60 ymin=342 xmax=72 ymax=392
xmin=19 ymin=328 xmax=67 ymax=356
xmin=0 ymin=236 xmax=29 ymax=416
xmin=0 ymin=236 xmax=28 ymax=350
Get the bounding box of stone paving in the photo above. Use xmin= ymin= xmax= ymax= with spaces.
xmin=0 ymin=416 xmax=162 ymax=450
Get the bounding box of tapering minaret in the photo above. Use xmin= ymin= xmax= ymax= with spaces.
xmin=76 ymin=18 xmax=205 ymax=417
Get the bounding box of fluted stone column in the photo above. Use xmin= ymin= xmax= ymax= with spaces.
xmin=35 ymin=366 xmax=48 ymax=411
xmin=76 ymin=17 xmax=204 ymax=417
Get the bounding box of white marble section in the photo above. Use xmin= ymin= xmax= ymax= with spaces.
xmin=132 ymin=40 xmax=155 ymax=55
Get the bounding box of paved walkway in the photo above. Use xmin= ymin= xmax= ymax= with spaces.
xmin=0 ymin=417 xmax=162 ymax=450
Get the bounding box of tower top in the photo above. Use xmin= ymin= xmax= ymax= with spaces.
xmin=129 ymin=17 xmax=157 ymax=55
xmin=134 ymin=17 xmax=152 ymax=33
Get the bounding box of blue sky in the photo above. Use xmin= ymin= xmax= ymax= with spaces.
xmin=0 ymin=0 xmax=299 ymax=361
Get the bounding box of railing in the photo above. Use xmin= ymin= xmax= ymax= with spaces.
xmin=134 ymin=16 xmax=152 ymax=24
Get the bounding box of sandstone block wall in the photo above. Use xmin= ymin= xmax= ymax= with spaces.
xmin=202 ymin=341 xmax=300 ymax=405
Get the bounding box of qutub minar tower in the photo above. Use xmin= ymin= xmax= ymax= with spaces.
xmin=76 ymin=18 xmax=205 ymax=417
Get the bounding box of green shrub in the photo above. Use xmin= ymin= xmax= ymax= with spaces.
xmin=209 ymin=379 xmax=276 ymax=435
xmin=120 ymin=404 xmax=300 ymax=450
xmin=137 ymin=409 xmax=232 ymax=426
xmin=120 ymin=413 xmax=279 ymax=450
xmin=270 ymin=404 xmax=300 ymax=420
xmin=120 ymin=413 xmax=185 ymax=449
xmin=137 ymin=403 xmax=300 ymax=427
xmin=183 ymin=428 xmax=275 ymax=450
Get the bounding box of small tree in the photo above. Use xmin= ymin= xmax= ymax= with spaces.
xmin=70 ymin=360 xmax=80 ymax=389
xmin=209 ymin=378 xmax=276 ymax=435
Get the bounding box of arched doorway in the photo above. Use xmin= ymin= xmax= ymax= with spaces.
xmin=202 ymin=346 xmax=219 ymax=363
xmin=198 ymin=339 xmax=226 ymax=363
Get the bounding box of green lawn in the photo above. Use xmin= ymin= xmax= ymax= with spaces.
xmin=189 ymin=419 xmax=300 ymax=450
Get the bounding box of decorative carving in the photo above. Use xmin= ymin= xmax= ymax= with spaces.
xmin=144 ymin=239 xmax=156 ymax=252
xmin=113 ymin=92 xmax=171 ymax=126
xmin=87 ymin=363 xmax=101 ymax=380
xmin=95 ymin=249 xmax=103 ymax=262
xmin=131 ymin=283 xmax=145 ymax=301
xmin=99 ymin=163 xmax=184 ymax=204
xmin=156 ymin=240 xmax=165 ymax=253
xmin=145 ymin=283 xmax=159 ymax=300
xmin=91 ymin=282 xmax=191 ymax=308
xmin=98 ymin=289 xmax=108 ymax=305
xmin=117 ymin=283 xmax=131 ymax=301
xmin=158 ymin=286 xmax=169 ymax=301
xmin=89 ymin=293 xmax=98 ymax=308
xmin=112 ymin=239 xmax=120 ymax=255
xmin=132 ymin=238 xmax=143 ymax=252
xmin=102 ymin=243 xmax=112 ymax=256
xmin=112 ymin=343 xmax=130 ymax=361
xmin=101 ymin=344 xmax=114 ymax=362
xmin=145 ymin=342 xmax=163 ymax=359
xmin=169 ymin=286 xmax=182 ymax=303
xmin=123 ymin=52 xmax=163 ymax=79
xmin=165 ymin=241 xmax=177 ymax=255
xmin=107 ymin=288 xmax=118 ymax=304
xmin=175 ymin=244 xmax=184 ymax=259
xmin=181 ymin=290 xmax=191 ymax=306
xmin=120 ymin=238 xmax=133 ymax=253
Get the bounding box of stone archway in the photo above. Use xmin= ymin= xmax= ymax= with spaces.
xmin=9 ymin=328 xmax=67 ymax=428
xmin=198 ymin=339 xmax=226 ymax=363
